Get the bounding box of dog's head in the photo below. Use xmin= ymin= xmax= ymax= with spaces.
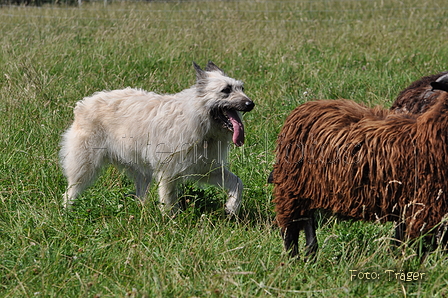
xmin=193 ymin=61 xmax=255 ymax=147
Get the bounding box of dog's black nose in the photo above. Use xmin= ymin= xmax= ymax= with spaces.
xmin=245 ymin=100 xmax=255 ymax=111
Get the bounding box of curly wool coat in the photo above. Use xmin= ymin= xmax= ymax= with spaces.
xmin=391 ymin=71 xmax=448 ymax=114
xmin=273 ymin=94 xmax=448 ymax=242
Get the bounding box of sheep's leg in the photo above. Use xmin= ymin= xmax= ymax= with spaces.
xmin=283 ymin=214 xmax=317 ymax=260
xmin=393 ymin=221 xmax=405 ymax=247
xmin=304 ymin=211 xmax=318 ymax=257
xmin=283 ymin=222 xmax=300 ymax=258
xmin=435 ymin=225 xmax=448 ymax=249
xmin=393 ymin=220 xmax=429 ymax=257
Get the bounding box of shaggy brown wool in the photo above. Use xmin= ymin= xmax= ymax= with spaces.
xmin=273 ymin=95 xmax=448 ymax=246
xmin=391 ymin=71 xmax=448 ymax=113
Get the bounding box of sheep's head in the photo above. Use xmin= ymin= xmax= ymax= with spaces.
xmin=430 ymin=73 xmax=448 ymax=92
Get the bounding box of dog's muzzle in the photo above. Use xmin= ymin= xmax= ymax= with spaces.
xmin=243 ymin=99 xmax=255 ymax=112
xmin=237 ymin=98 xmax=254 ymax=112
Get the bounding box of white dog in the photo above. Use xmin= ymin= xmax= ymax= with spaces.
xmin=60 ymin=61 xmax=254 ymax=215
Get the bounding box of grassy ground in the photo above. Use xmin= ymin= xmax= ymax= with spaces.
xmin=1 ymin=0 xmax=448 ymax=296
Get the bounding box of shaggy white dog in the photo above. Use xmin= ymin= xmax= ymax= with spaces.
xmin=60 ymin=61 xmax=254 ymax=215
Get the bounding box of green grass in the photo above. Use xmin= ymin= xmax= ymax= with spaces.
xmin=1 ymin=0 xmax=448 ymax=296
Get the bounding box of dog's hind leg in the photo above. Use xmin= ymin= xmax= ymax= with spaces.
xmin=135 ymin=173 xmax=152 ymax=200
xmin=205 ymin=168 xmax=243 ymax=216
xmin=61 ymin=146 xmax=106 ymax=209
xmin=126 ymin=168 xmax=152 ymax=201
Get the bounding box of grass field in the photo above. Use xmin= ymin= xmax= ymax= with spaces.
xmin=1 ymin=0 xmax=448 ymax=296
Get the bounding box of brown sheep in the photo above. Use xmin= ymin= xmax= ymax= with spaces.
xmin=272 ymin=85 xmax=448 ymax=259
xmin=391 ymin=71 xmax=448 ymax=113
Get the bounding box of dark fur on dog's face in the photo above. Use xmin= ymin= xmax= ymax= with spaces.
xmin=194 ymin=61 xmax=254 ymax=111
xmin=193 ymin=61 xmax=254 ymax=146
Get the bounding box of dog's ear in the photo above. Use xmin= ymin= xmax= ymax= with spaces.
xmin=205 ymin=61 xmax=225 ymax=74
xmin=193 ymin=62 xmax=207 ymax=81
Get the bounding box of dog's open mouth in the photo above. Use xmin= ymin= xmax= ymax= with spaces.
xmin=214 ymin=108 xmax=245 ymax=147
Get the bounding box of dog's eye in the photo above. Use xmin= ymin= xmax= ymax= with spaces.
xmin=221 ymin=86 xmax=232 ymax=95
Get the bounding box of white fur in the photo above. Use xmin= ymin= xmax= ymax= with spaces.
xmin=60 ymin=62 xmax=253 ymax=216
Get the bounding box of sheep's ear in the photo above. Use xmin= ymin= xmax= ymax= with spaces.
xmin=193 ymin=62 xmax=207 ymax=81
xmin=430 ymin=81 xmax=448 ymax=92
xmin=205 ymin=61 xmax=225 ymax=74
xmin=430 ymin=73 xmax=448 ymax=92
xmin=437 ymin=73 xmax=448 ymax=84
xmin=267 ymin=170 xmax=274 ymax=184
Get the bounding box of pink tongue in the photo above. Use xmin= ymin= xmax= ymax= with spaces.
xmin=226 ymin=110 xmax=245 ymax=146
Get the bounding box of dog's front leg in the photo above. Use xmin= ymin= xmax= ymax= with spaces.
xmin=207 ymin=168 xmax=243 ymax=216
xmin=157 ymin=178 xmax=180 ymax=216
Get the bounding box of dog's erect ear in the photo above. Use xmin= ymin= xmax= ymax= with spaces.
xmin=205 ymin=61 xmax=225 ymax=74
xmin=193 ymin=61 xmax=207 ymax=81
